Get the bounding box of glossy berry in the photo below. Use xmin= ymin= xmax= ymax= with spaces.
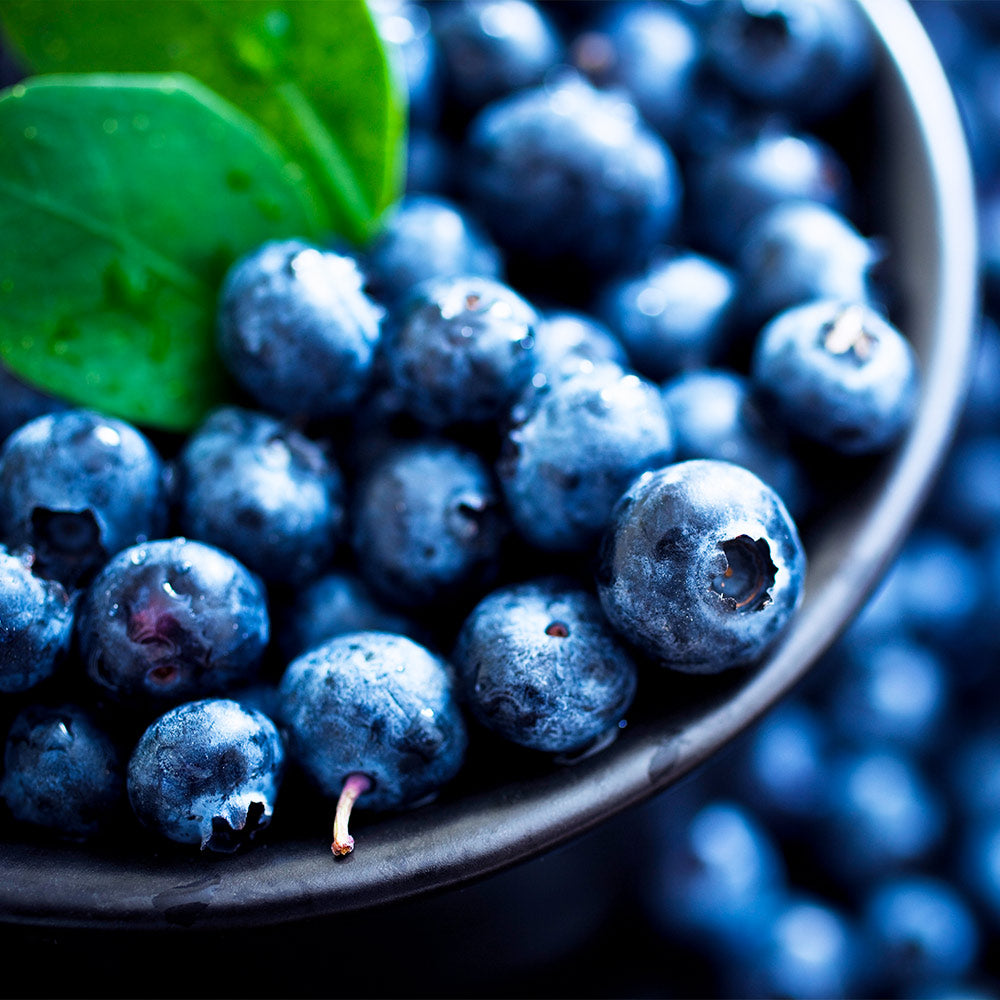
xmin=383 ymin=274 xmax=538 ymax=428
xmin=452 ymin=578 xmax=638 ymax=754
xmin=597 ymin=459 xmax=806 ymax=673
xmin=364 ymin=194 xmax=502 ymax=313
xmin=0 ymin=703 xmax=125 ymax=841
xmin=598 ymin=250 xmax=738 ymax=381
xmin=752 ymin=299 xmax=918 ymax=454
xmin=351 ymin=439 xmax=506 ymax=609
xmin=464 ymin=74 xmax=682 ymax=275
xmin=173 ymin=406 xmax=345 ymax=586
xmin=126 ymin=698 xmax=284 ymax=853
xmin=0 ymin=545 xmax=75 ymax=694
xmin=76 ymin=537 xmax=269 ymax=709
xmin=217 ymin=239 xmax=383 ymax=419
xmin=498 ymin=366 xmax=674 ymax=552
xmin=529 ymin=311 xmax=628 ymax=384
xmin=277 ymin=631 xmax=467 ymax=851
xmin=0 ymin=409 xmax=167 ymax=588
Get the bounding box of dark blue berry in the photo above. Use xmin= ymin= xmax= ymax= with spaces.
xmin=0 ymin=409 xmax=167 ymax=588
xmin=530 ymin=311 xmax=628 ymax=384
xmin=126 ymin=697 xmax=284 ymax=852
xmin=372 ymin=0 xmax=442 ymax=128
xmin=597 ymin=459 xmax=806 ymax=673
xmin=76 ymin=537 xmax=269 ymax=709
xmin=452 ymin=577 xmax=638 ymax=753
xmin=1 ymin=702 xmax=125 ymax=841
xmin=217 ymin=239 xmax=383 ymax=419
xmin=173 ymin=406 xmax=345 ymax=585
xmin=498 ymin=366 xmax=674 ymax=552
xmin=0 ymin=364 xmax=67 ymax=446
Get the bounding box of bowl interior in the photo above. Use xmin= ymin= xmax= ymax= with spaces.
xmin=0 ymin=0 xmax=978 ymax=929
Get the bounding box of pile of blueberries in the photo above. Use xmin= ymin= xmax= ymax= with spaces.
xmin=0 ymin=0 xmax=940 ymax=949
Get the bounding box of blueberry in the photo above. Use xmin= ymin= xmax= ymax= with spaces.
xmin=173 ymin=406 xmax=345 ymax=585
xmin=371 ymin=0 xmax=442 ymax=128
xmin=686 ymin=123 xmax=854 ymax=259
xmin=862 ymin=876 xmax=980 ymax=988
xmin=431 ymin=0 xmax=563 ymax=112
xmin=597 ymin=250 xmax=738 ymax=381
xmin=706 ymin=0 xmax=874 ymax=120
xmin=751 ymin=299 xmax=918 ymax=454
xmin=382 ymin=273 xmax=538 ymax=427
xmin=364 ymin=194 xmax=502 ymax=313
xmin=276 ymin=569 xmax=425 ymax=662
xmin=217 ymin=239 xmax=383 ymax=419
xmin=529 ymin=311 xmax=628 ymax=384
xmin=928 ymin=432 xmax=1000 ymax=542
xmin=452 ymin=577 xmax=638 ymax=754
xmin=0 ymin=364 xmax=67 ymax=446
xmin=737 ymin=201 xmax=879 ymax=325
xmin=350 ymin=439 xmax=506 ymax=610
xmin=597 ymin=459 xmax=806 ymax=673
xmin=0 ymin=702 xmax=125 ymax=841
xmin=0 ymin=409 xmax=167 ymax=588
xmin=463 ymin=74 xmax=682 ymax=276
xmin=498 ymin=366 xmax=674 ymax=552
xmin=76 ymin=537 xmax=269 ymax=709
xmin=277 ymin=631 xmax=467 ymax=854
xmin=0 ymin=544 xmax=75 ymax=694
xmin=661 ymin=368 xmax=809 ymax=519
xmin=126 ymin=697 xmax=284 ymax=853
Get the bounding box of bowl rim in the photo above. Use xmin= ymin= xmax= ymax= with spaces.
xmin=0 ymin=0 xmax=980 ymax=930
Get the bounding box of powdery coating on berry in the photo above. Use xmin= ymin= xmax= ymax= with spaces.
xmin=530 ymin=312 xmax=629 ymax=385
xmin=597 ymin=459 xmax=806 ymax=673
xmin=383 ymin=273 xmax=538 ymax=427
xmin=77 ymin=537 xmax=269 ymax=709
xmin=351 ymin=439 xmax=506 ymax=609
xmin=0 ymin=703 xmax=125 ymax=841
xmin=217 ymin=239 xmax=383 ymax=419
xmin=452 ymin=577 xmax=638 ymax=753
xmin=0 ymin=545 xmax=75 ymax=693
xmin=174 ymin=406 xmax=345 ymax=585
xmin=0 ymin=409 xmax=167 ymax=587
xmin=126 ymin=698 xmax=285 ymax=853
xmin=498 ymin=367 xmax=675 ymax=552
xmin=752 ymin=299 xmax=918 ymax=454
xmin=277 ymin=631 xmax=467 ymax=811
xmin=463 ymin=74 xmax=682 ymax=274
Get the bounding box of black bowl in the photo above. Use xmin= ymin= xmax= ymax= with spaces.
xmin=0 ymin=0 xmax=978 ymax=930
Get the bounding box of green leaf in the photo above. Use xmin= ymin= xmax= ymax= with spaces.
xmin=0 ymin=0 xmax=407 ymax=243
xmin=0 ymin=74 xmax=324 ymax=431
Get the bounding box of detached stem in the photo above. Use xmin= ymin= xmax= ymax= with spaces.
xmin=332 ymin=772 xmax=373 ymax=856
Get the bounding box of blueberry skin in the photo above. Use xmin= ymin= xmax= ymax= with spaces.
xmin=364 ymin=195 xmax=502 ymax=313
xmin=498 ymin=367 xmax=675 ymax=552
xmin=432 ymin=0 xmax=563 ymax=111
xmin=706 ymin=0 xmax=874 ymax=120
xmin=463 ymin=75 xmax=682 ymax=275
xmin=0 ymin=409 xmax=167 ymax=588
xmin=351 ymin=439 xmax=506 ymax=609
xmin=382 ymin=274 xmax=538 ymax=427
xmin=452 ymin=578 xmax=638 ymax=753
xmin=0 ymin=703 xmax=125 ymax=841
xmin=173 ymin=407 xmax=345 ymax=586
xmin=217 ymin=239 xmax=383 ymax=419
xmin=0 ymin=545 xmax=74 ymax=694
xmin=737 ymin=201 xmax=878 ymax=325
xmin=276 ymin=569 xmax=424 ymax=662
xmin=277 ymin=631 xmax=467 ymax=811
xmin=0 ymin=364 xmax=67 ymax=445
xmin=126 ymin=698 xmax=285 ymax=853
xmin=530 ymin=311 xmax=628 ymax=384
xmin=686 ymin=125 xmax=853 ymax=259
xmin=76 ymin=538 xmax=269 ymax=708
xmin=597 ymin=459 xmax=806 ymax=673
xmin=598 ymin=250 xmax=738 ymax=381
xmin=752 ymin=299 xmax=918 ymax=455
xmin=661 ymin=368 xmax=807 ymax=519
xmin=371 ymin=0 xmax=441 ymax=128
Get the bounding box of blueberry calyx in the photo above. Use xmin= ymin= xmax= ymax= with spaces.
xmin=822 ymin=304 xmax=878 ymax=363
xmin=711 ymin=535 xmax=778 ymax=612
xmin=332 ymin=772 xmax=374 ymax=857
xmin=206 ymin=800 xmax=268 ymax=854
